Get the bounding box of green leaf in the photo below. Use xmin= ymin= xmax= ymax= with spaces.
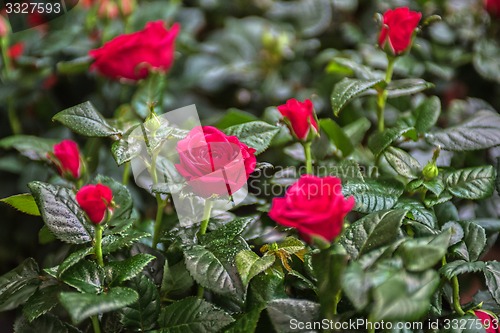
xmin=319 ymin=118 xmax=354 ymax=156
xmin=215 ymin=108 xmax=258 ymax=129
xmin=0 ymin=135 xmax=58 ymax=161
xmin=385 ymin=79 xmax=434 ymax=98
xmin=102 ymin=230 xmax=151 ymax=255
xmin=414 ymin=96 xmax=441 ymax=133
xmin=398 ymin=230 xmax=451 ymax=271
xmin=327 ymin=57 xmax=382 ymax=80
xmin=428 ymin=110 xmax=500 ymax=151
xmin=60 ymin=260 xmax=104 ymax=294
xmin=484 ymin=261 xmax=500 ymax=305
xmin=161 ymin=260 xmax=194 ymax=297
xmin=267 ymin=299 xmax=320 ymax=333
xmin=440 ymin=260 xmax=485 ymax=279
xmin=14 ymin=314 xmax=71 ymax=333
xmin=0 ymin=258 xmax=40 ymax=312
xmin=395 ymin=199 xmax=437 ymax=229
xmin=107 ymin=254 xmax=156 ymax=286
xmin=342 ymin=179 xmax=404 ymax=213
xmin=223 ymin=309 xmax=261 ymax=333
xmin=59 ymin=287 xmax=138 ymax=324
xmin=340 ymin=209 xmax=407 ymax=259
xmin=371 ymin=270 xmax=439 ymax=321
xmin=0 ymin=193 xmax=40 ymax=216
xmin=158 ymin=297 xmax=234 ymax=332
xmin=131 ymin=73 xmax=166 ymax=118
xmin=445 ymin=166 xmax=496 ymax=200
xmin=38 ymin=226 xmax=56 ymax=245
xmin=121 ymin=275 xmax=160 ymax=331
xmin=342 ymin=262 xmax=370 ymax=310
xmin=224 ymin=121 xmax=279 ymax=155
xmin=473 ymin=39 xmax=500 ymax=84
xmin=56 ymin=56 xmax=91 ymax=75
xmin=384 ymin=147 xmax=421 ymax=179
xmin=343 ymin=117 xmax=371 ymax=146
xmin=312 ymin=244 xmax=348 ymax=319
xmin=235 ymin=251 xmax=275 ymax=286
xmin=111 ymin=124 xmax=141 ymax=166
xmin=455 ymin=221 xmax=486 ymax=262
xmin=331 ymin=78 xmax=384 ymax=116
xmin=368 ymin=126 xmax=413 ymax=157
xmin=52 ymin=101 xmax=121 ymax=138
xmin=183 ymin=244 xmax=245 ymax=301
xmin=28 ymin=182 xmax=93 ymax=244
xmin=57 ymin=247 xmax=93 ymax=277
xmin=23 ymin=285 xmax=60 ymax=322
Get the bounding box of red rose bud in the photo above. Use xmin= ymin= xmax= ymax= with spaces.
xmin=175 ymin=126 xmax=256 ymax=198
xmin=118 ymin=0 xmax=135 ymax=17
xmin=277 ymin=98 xmax=319 ymax=141
xmin=89 ymin=21 xmax=180 ymax=81
xmin=76 ymin=184 xmax=114 ymax=224
xmin=53 ymin=140 xmax=81 ymax=179
xmin=486 ymin=0 xmax=500 ymax=17
xmin=474 ymin=310 xmax=499 ymax=333
xmin=378 ymin=7 xmax=422 ymax=56
xmin=269 ymin=175 xmax=355 ymax=243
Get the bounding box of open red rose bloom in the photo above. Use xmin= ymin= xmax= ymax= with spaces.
xmin=89 ymin=20 xmax=180 ymax=80
xmin=175 ymin=126 xmax=256 ymax=198
xmin=378 ymin=7 xmax=421 ymax=55
xmin=269 ymin=175 xmax=355 ymax=243
xmin=76 ymin=184 xmax=113 ymax=224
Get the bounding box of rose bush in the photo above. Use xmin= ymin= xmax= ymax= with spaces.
xmin=0 ymin=2 xmax=500 ymax=333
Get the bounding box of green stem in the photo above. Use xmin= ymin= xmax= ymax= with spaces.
xmin=8 ymin=97 xmax=21 ymax=135
xmin=332 ymin=290 xmax=342 ymax=315
xmin=452 ymin=275 xmax=465 ymax=316
xmin=122 ymin=162 xmax=131 ymax=186
xmin=376 ymin=56 xmax=396 ymax=132
xmin=152 ymin=194 xmax=166 ymax=249
xmin=199 ymin=200 xmax=213 ymax=237
xmin=442 ymin=256 xmax=465 ymax=316
xmin=303 ymin=142 xmax=313 ymax=174
xmin=197 ymin=200 xmax=213 ymax=299
xmin=91 ymin=315 xmax=101 ymax=333
xmin=94 ymin=225 xmax=104 ymax=267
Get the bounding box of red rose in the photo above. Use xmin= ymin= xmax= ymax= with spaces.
xmin=378 ymin=7 xmax=421 ymax=55
xmin=8 ymin=42 xmax=24 ymax=60
xmin=89 ymin=20 xmax=180 ymax=81
xmin=474 ymin=310 xmax=499 ymax=333
xmin=277 ymin=98 xmax=319 ymax=141
xmin=76 ymin=184 xmax=113 ymax=224
xmin=175 ymin=126 xmax=257 ymax=198
xmin=486 ymin=0 xmax=500 ymax=17
xmin=269 ymin=175 xmax=355 ymax=243
xmin=53 ymin=140 xmax=81 ymax=179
